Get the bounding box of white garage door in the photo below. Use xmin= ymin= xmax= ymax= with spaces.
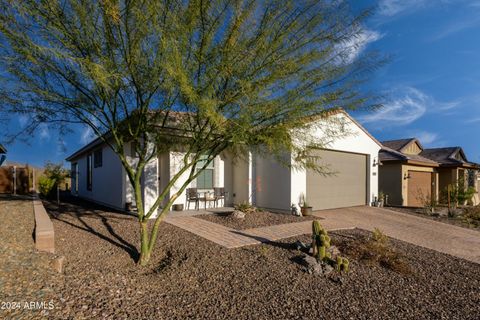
xmin=306 ymin=149 xmax=367 ymax=210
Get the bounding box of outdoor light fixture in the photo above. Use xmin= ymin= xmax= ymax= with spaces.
xmin=372 ymin=157 xmax=382 ymax=167
xmin=404 ymin=173 xmax=411 ymax=180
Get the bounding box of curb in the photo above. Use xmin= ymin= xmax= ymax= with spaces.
xmin=33 ymin=194 xmax=55 ymax=253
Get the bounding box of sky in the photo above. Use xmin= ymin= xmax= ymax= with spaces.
xmin=2 ymin=0 xmax=480 ymax=167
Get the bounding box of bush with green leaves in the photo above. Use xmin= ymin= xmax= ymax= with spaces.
xmin=38 ymin=176 xmax=56 ymax=198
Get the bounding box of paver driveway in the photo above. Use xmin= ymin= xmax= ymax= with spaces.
xmin=166 ymin=206 xmax=480 ymax=264
xmin=313 ymin=206 xmax=480 ymax=264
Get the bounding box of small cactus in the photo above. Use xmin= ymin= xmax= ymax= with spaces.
xmin=311 ymin=220 xmax=331 ymax=261
xmin=336 ymin=257 xmax=349 ymax=273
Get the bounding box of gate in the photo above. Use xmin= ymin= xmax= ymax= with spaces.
xmin=0 ymin=166 xmax=30 ymax=194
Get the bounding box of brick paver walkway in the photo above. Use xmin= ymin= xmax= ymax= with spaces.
xmin=166 ymin=206 xmax=480 ymax=264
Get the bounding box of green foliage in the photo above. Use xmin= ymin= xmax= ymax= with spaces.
xmin=38 ymin=176 xmax=56 ymax=198
xmin=0 ymin=0 xmax=383 ymax=266
xmin=336 ymin=256 xmax=349 ymax=273
xmin=445 ymin=178 xmax=477 ymax=208
xmin=234 ymin=202 xmax=256 ymax=214
xmin=311 ymin=220 xmax=331 ymax=261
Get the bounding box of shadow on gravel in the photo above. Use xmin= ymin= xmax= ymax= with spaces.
xmin=43 ymin=194 xmax=140 ymax=262
xmin=231 ymin=230 xmax=299 ymax=251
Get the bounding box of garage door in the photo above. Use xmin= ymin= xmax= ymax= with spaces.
xmin=407 ymin=171 xmax=432 ymax=207
xmin=306 ymin=149 xmax=367 ymax=210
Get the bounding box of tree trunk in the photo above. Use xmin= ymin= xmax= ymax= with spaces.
xmin=139 ymin=221 xmax=151 ymax=266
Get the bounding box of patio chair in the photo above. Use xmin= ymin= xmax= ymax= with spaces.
xmin=213 ymin=187 xmax=226 ymax=208
xmin=186 ymin=188 xmax=202 ymax=210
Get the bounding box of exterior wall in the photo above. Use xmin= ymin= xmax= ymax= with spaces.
xmin=73 ymin=144 xmax=125 ymax=210
xmin=231 ymin=154 xmax=251 ymax=205
xmin=403 ymin=142 xmax=421 ymax=155
xmin=401 ymin=165 xmax=438 ymax=206
xmin=437 ymin=168 xmax=456 ymax=203
xmin=253 ymin=153 xmax=291 ymax=212
xmin=378 ymin=163 xmax=403 ymax=206
xmin=290 ymin=112 xmax=381 ymax=212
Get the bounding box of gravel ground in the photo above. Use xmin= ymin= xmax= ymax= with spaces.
xmin=196 ymin=210 xmax=316 ymax=230
xmin=387 ymin=206 xmax=480 ymax=231
xmin=39 ymin=198 xmax=480 ymax=319
xmin=0 ymin=195 xmax=61 ymax=320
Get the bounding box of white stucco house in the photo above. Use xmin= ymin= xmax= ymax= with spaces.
xmin=66 ymin=110 xmax=382 ymax=216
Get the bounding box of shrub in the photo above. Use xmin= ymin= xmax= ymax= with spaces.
xmin=461 ymin=206 xmax=480 ymax=228
xmin=234 ymin=202 xmax=256 ymax=214
xmin=38 ymin=176 xmax=56 ymax=198
xmin=342 ymin=228 xmax=411 ymax=274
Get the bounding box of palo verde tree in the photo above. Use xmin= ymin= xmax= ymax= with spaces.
xmin=0 ymin=0 xmax=382 ymax=265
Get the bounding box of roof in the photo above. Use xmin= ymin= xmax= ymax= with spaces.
xmin=0 ymin=144 xmax=6 ymax=153
xmin=381 ymin=138 xmax=424 ymax=153
xmin=420 ymin=147 xmax=479 ymax=168
xmin=379 ymin=145 xmax=438 ymax=167
xmin=66 ymin=108 xmax=383 ymax=162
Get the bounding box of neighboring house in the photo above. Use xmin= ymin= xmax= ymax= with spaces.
xmin=66 ymin=110 xmax=381 ymax=215
xmin=379 ymin=138 xmax=480 ymax=207
xmin=379 ymin=138 xmax=439 ymax=207
xmin=419 ymin=147 xmax=480 ymax=203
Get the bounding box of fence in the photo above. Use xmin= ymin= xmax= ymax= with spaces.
xmin=0 ymin=166 xmax=31 ymax=195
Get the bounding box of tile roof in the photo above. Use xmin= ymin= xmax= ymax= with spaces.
xmin=420 ymin=147 xmax=479 ymax=168
xmin=381 ymin=138 xmax=416 ymax=152
xmin=379 ymin=146 xmax=438 ymax=166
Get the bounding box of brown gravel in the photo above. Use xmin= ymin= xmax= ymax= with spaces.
xmin=196 ymin=210 xmax=316 ymax=230
xmin=0 ymin=195 xmax=61 ymax=320
xmin=387 ymin=206 xmax=480 ymax=231
xmin=36 ymin=197 xmax=480 ymax=319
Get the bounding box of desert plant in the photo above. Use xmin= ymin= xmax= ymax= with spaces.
xmin=341 ymin=228 xmax=411 ymax=274
xmin=415 ymin=189 xmax=437 ymax=214
xmin=311 ymin=220 xmax=331 ymax=261
xmin=461 ymin=206 xmax=480 ymax=228
xmin=336 ymin=256 xmax=350 ymax=273
xmin=234 ymin=202 xmax=256 ymax=214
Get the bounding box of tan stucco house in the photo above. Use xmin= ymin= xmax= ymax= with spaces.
xmin=419 ymin=147 xmax=480 ymax=204
xmin=379 ymin=138 xmax=439 ymax=207
xmin=379 ymin=138 xmax=480 ymax=207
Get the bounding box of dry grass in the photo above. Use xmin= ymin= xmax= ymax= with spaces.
xmin=339 ymin=228 xmax=412 ymax=275
xmin=461 ymin=206 xmax=480 ymax=228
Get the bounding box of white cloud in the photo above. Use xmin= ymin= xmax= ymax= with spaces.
xmin=18 ymin=115 xmax=29 ymax=128
xmin=38 ymin=124 xmax=50 ymax=141
xmin=359 ymin=87 xmax=428 ymax=126
xmin=413 ymin=131 xmax=438 ymax=146
xmin=378 ymin=0 xmax=429 ymax=16
xmin=430 ymin=16 xmax=480 ymax=41
xmin=80 ymin=126 xmax=95 ymax=144
xmin=336 ymin=29 xmax=383 ymax=64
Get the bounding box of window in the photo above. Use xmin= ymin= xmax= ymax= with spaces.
xmin=196 ymin=156 xmax=214 ymax=189
xmin=94 ymin=149 xmax=103 ymax=168
xmin=86 ymin=154 xmax=93 ymax=191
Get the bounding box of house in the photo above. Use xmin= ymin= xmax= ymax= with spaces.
xmin=379 ymin=138 xmax=439 ymax=207
xmin=379 ymin=138 xmax=480 ymax=207
xmin=419 ymin=147 xmax=480 ymax=203
xmin=66 ymin=110 xmax=381 ymax=215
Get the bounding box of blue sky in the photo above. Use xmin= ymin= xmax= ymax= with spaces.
xmin=353 ymin=0 xmax=480 ymax=162
xmin=3 ymin=0 xmax=480 ymax=166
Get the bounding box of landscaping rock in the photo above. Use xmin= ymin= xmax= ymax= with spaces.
xmin=294 ymin=241 xmax=308 ymax=251
xmin=329 ymin=245 xmax=341 ymax=257
xmin=51 ymin=256 xmax=66 ymax=274
xmin=230 ymin=210 xmax=246 ymax=219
